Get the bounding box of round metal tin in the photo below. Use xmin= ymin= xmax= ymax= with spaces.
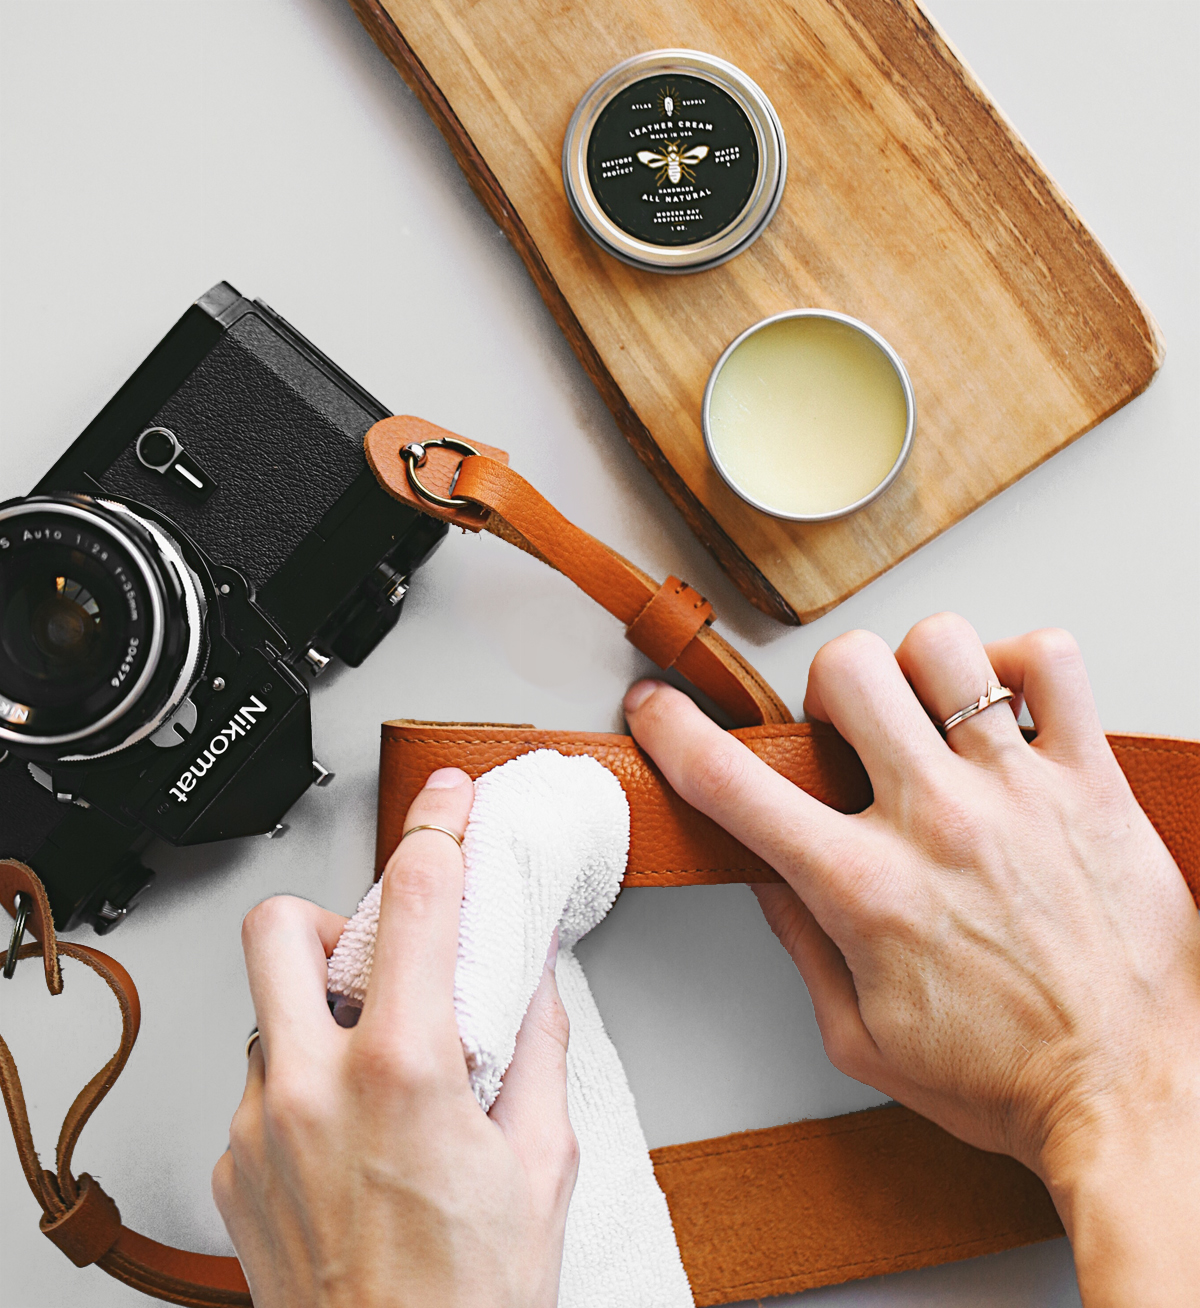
xmin=701 ymin=310 xmax=916 ymax=522
xmin=562 ymin=50 xmax=786 ymax=273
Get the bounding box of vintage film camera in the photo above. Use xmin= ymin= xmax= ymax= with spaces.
xmin=0 ymin=284 xmax=446 ymax=933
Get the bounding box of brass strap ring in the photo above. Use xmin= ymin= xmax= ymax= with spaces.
xmin=400 ymin=436 xmax=481 ymax=510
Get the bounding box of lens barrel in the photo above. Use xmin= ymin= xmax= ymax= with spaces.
xmin=0 ymin=496 xmax=205 ymax=758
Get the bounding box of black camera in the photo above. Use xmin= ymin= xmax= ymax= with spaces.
xmin=0 ymin=283 xmax=446 ymax=933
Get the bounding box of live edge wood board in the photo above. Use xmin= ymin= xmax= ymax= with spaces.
xmin=348 ymin=0 xmax=1161 ymax=625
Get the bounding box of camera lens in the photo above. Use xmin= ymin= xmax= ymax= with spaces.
xmin=0 ymin=496 xmax=206 ymax=755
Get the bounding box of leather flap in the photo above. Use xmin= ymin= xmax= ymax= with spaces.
xmin=365 ymin=414 xmax=510 ymax=530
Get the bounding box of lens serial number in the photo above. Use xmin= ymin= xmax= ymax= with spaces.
xmin=109 ymin=636 xmax=141 ymax=688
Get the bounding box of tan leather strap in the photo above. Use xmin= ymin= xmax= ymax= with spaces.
xmin=375 ymin=723 xmax=1200 ymax=902
xmin=0 ymin=860 xmax=252 ymax=1307
xmin=373 ymin=722 xmax=1200 ymax=1301
xmin=365 ymin=415 xmax=792 ymax=728
xmin=7 ymin=718 xmax=1200 ymax=1307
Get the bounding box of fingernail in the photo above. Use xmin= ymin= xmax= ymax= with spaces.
xmin=545 ymin=928 xmax=559 ymax=973
xmin=425 ymin=767 xmax=468 ymax=789
xmin=623 ymin=680 xmax=662 ymax=714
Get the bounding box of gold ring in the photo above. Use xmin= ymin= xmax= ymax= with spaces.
xmin=942 ymin=683 xmax=1015 ymax=733
xmin=245 ymin=1028 xmax=261 ymax=1060
xmin=400 ymin=824 xmax=463 ymax=848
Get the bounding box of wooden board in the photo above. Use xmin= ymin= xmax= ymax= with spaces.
xmin=348 ymin=0 xmax=1162 ymax=624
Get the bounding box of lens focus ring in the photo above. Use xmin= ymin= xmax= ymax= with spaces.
xmin=0 ymin=495 xmax=200 ymax=754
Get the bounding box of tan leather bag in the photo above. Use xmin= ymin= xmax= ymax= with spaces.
xmin=3 ymin=416 xmax=1198 ymax=1306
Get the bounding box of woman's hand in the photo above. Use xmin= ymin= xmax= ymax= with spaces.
xmin=212 ymin=768 xmax=578 ymax=1308
xmin=625 ymin=614 xmax=1200 ymax=1307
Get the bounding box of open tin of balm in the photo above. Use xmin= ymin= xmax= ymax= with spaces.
xmin=703 ymin=311 xmax=916 ymax=522
xmin=563 ymin=50 xmax=786 ymax=272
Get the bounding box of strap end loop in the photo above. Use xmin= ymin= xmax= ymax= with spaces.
xmin=40 ymin=1173 xmax=122 ymax=1267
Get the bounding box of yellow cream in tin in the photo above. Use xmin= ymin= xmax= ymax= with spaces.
xmin=706 ymin=315 xmax=909 ymax=519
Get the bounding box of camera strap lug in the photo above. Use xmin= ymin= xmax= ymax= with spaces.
xmin=304 ymin=647 xmax=331 ymax=676
xmin=134 ymin=427 xmax=217 ymax=503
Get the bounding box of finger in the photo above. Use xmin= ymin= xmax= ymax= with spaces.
xmin=489 ymin=935 xmax=578 ymax=1202
xmin=242 ymin=897 xmax=347 ymax=1063
xmin=360 ymin=768 xmax=473 ymax=1059
xmin=623 ymin=680 xmax=854 ymax=912
xmin=802 ymin=630 xmax=947 ymax=798
xmin=896 ymin=613 xmax=1023 ymax=760
xmin=752 ymin=884 xmax=881 ymax=1083
xmin=986 ymin=628 xmax=1104 ymax=760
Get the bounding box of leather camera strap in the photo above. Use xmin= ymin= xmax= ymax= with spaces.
xmin=372 ymin=728 xmax=1200 ymax=1302
xmin=361 ymin=418 xmax=1200 ymax=1298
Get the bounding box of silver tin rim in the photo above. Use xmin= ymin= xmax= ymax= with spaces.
xmin=702 ymin=310 xmax=917 ymax=523
xmin=562 ymin=50 xmax=786 ymax=273
xmin=0 ymin=499 xmax=167 ymax=748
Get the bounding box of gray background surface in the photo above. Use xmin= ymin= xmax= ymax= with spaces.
xmin=1 ymin=1 xmax=1196 ymax=1304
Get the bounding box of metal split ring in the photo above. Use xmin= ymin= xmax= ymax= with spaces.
xmin=941 ymin=683 xmax=1015 ymax=734
xmin=400 ymin=437 xmax=481 ymax=510
xmin=3 ymin=893 xmax=32 ymax=980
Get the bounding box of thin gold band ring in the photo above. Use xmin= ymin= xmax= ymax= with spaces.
xmin=400 ymin=824 xmax=464 ymax=849
xmin=245 ymin=1028 xmax=261 ymax=1060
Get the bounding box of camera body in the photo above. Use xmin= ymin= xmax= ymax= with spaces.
xmin=0 ymin=283 xmax=446 ymax=932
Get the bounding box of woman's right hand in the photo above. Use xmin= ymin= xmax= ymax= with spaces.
xmin=212 ymin=768 xmax=578 ymax=1308
xmin=625 ymin=615 xmax=1200 ymax=1307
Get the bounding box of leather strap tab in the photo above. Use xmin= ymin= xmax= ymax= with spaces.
xmin=40 ymin=1172 xmax=122 ymax=1267
xmin=0 ymin=856 xmax=61 ymax=994
xmin=364 ymin=415 xmax=511 ymax=531
xmin=626 ymin=576 xmax=713 ymax=670
xmin=365 ymin=417 xmax=792 ymax=727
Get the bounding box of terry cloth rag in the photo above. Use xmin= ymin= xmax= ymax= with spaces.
xmin=326 ymin=748 xmax=694 ymax=1308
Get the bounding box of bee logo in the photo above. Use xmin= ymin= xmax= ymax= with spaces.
xmin=656 ymin=86 xmax=677 ymax=119
xmin=636 ymin=140 xmax=709 ymax=186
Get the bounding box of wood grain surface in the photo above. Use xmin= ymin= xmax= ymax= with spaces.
xmin=348 ymin=0 xmax=1161 ymax=623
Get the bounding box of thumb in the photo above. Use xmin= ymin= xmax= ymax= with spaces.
xmin=489 ymin=932 xmax=579 ymax=1196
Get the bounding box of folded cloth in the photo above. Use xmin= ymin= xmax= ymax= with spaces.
xmin=326 ymin=749 xmax=694 ymax=1308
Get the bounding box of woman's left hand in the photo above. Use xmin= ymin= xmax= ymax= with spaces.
xmin=212 ymin=767 xmax=578 ymax=1308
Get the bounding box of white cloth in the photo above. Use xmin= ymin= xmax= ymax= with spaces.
xmin=326 ymin=749 xmax=694 ymax=1308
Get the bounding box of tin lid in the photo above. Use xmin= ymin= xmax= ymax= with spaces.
xmin=563 ymin=50 xmax=786 ymax=273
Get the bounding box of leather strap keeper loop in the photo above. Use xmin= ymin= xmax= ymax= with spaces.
xmin=626 ymin=576 xmax=713 ymax=670
xmin=40 ymin=1173 xmax=122 ymax=1267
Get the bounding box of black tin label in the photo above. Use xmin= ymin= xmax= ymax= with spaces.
xmin=586 ymin=73 xmax=759 ymax=247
